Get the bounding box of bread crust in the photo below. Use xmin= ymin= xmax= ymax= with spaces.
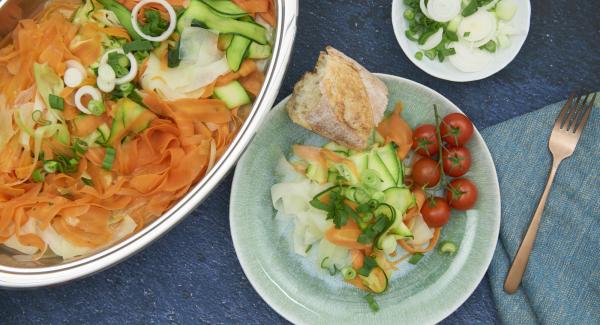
xmin=287 ymin=47 xmax=389 ymax=149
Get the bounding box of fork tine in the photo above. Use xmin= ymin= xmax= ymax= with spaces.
xmin=575 ymin=93 xmax=596 ymax=135
xmin=555 ymin=92 xmax=576 ymax=127
xmin=563 ymin=94 xmax=583 ymax=129
xmin=567 ymin=93 xmax=589 ymax=131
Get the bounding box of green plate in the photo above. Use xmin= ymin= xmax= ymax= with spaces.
xmin=230 ymin=74 xmax=500 ymax=324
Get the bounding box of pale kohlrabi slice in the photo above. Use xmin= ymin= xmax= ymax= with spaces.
xmin=408 ymin=214 xmax=434 ymax=246
xmin=141 ymin=54 xmax=229 ymax=101
xmin=420 ymin=27 xmax=444 ymax=50
xmin=2 ymin=218 xmax=39 ymax=255
xmin=317 ymin=238 xmax=350 ymax=270
xmin=458 ymin=9 xmax=497 ymax=42
xmin=448 ymin=41 xmax=493 ymax=72
xmin=178 ymin=27 xmax=223 ymax=65
xmin=426 ymin=0 xmax=461 ymax=22
xmin=141 ymin=26 xmax=230 ymax=100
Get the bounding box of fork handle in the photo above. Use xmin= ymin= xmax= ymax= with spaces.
xmin=504 ymin=158 xmax=561 ymax=294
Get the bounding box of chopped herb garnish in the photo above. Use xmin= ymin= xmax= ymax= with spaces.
xmin=168 ymin=41 xmax=181 ymax=68
xmin=358 ymin=256 xmax=378 ymax=277
xmin=43 ymin=161 xmax=59 ymax=174
xmin=102 ymin=147 xmax=116 ymax=170
xmin=107 ymin=52 xmax=130 ymax=78
xmin=364 ymin=294 xmax=379 ymax=312
xmin=73 ymin=139 xmax=89 ymax=155
xmin=463 ymin=31 xmax=471 ymax=37
xmin=309 ymin=186 xmax=357 ymax=228
xmin=438 ymin=240 xmax=459 ymax=256
xmin=123 ymin=39 xmax=154 ymax=53
xmin=88 ymin=100 xmax=106 ymax=116
xmin=341 ymin=267 xmax=357 ymax=280
xmin=408 ymin=253 xmax=424 ymax=265
xmin=140 ymin=9 xmax=169 ymax=37
xmin=480 ymin=40 xmax=497 ymax=53
xmin=32 ymin=169 xmax=45 ymax=182
xmin=48 ymin=94 xmax=64 ymax=111
xmin=81 ymin=177 xmax=94 ymax=186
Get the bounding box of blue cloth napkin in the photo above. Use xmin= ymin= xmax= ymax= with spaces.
xmin=480 ymin=95 xmax=600 ymax=325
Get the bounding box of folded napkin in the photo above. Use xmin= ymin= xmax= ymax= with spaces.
xmin=481 ymin=95 xmax=600 ymax=325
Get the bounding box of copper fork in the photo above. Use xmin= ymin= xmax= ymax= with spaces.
xmin=504 ymin=92 xmax=597 ymax=294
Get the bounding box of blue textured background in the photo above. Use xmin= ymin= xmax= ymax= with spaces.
xmin=1 ymin=0 xmax=599 ymax=324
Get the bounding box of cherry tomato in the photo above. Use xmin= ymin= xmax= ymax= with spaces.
xmin=412 ymin=158 xmax=440 ymax=187
xmin=446 ymin=178 xmax=478 ymax=210
xmin=412 ymin=124 xmax=439 ymax=156
xmin=440 ymin=113 xmax=474 ymax=147
xmin=442 ymin=146 xmax=472 ymax=177
xmin=421 ymin=197 xmax=451 ymax=228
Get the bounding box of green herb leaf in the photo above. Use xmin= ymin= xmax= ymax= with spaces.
xmin=140 ymin=9 xmax=169 ymax=37
xmin=168 ymin=41 xmax=181 ymax=68
xmin=123 ymin=39 xmax=154 ymax=53
xmin=48 ymin=94 xmax=64 ymax=111
xmin=32 ymin=169 xmax=45 ymax=182
xmin=358 ymin=256 xmax=378 ymax=277
xmin=81 ymin=177 xmax=94 ymax=186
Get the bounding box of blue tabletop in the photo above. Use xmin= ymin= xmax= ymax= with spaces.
xmin=1 ymin=0 xmax=599 ymax=324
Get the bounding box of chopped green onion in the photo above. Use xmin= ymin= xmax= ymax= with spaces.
xmin=107 ymin=52 xmax=130 ymax=78
xmin=123 ymin=39 xmax=154 ymax=53
xmin=424 ymin=49 xmax=437 ymax=60
xmin=364 ymin=294 xmax=379 ymax=312
xmin=43 ymin=161 xmax=59 ymax=174
xmin=445 ymin=31 xmax=458 ymax=42
xmin=403 ymin=9 xmax=415 ymax=20
xmin=119 ymin=82 xmax=134 ymax=94
xmin=438 ymin=240 xmax=458 ymax=256
xmin=31 ymin=110 xmax=50 ymax=126
xmin=168 ymin=41 xmax=181 ymax=68
xmin=73 ymin=139 xmax=89 ymax=155
xmin=32 ymin=169 xmax=45 ymax=182
xmin=463 ymin=31 xmax=471 ymax=37
xmin=408 ymin=253 xmax=424 ymax=265
xmin=480 ymin=40 xmax=497 ymax=53
xmin=461 ymin=0 xmax=479 ymax=17
xmin=49 ymin=94 xmax=64 ymax=111
xmin=102 ymin=147 xmax=116 ymax=170
xmin=341 ymin=267 xmax=357 ymax=280
xmin=320 ymin=257 xmax=339 ymax=276
xmin=405 ymin=30 xmax=419 ymax=42
xmin=415 ymin=51 xmax=424 ymax=60
xmin=81 ymin=177 xmax=94 ymax=186
xmin=88 ymin=100 xmax=106 ymax=116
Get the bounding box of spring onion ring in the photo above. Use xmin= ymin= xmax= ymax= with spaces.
xmin=74 ymin=85 xmax=102 ymax=114
xmin=131 ymin=0 xmax=177 ymax=42
xmin=99 ymin=49 xmax=138 ymax=85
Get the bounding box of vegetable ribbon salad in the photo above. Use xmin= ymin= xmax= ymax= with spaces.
xmin=0 ymin=0 xmax=273 ymax=260
xmin=272 ymin=104 xmax=479 ymax=311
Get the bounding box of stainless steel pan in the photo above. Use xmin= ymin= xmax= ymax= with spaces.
xmin=0 ymin=0 xmax=298 ymax=288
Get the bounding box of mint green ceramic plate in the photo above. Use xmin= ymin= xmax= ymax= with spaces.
xmin=230 ymin=74 xmax=500 ymax=324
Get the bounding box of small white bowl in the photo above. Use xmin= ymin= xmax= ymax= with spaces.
xmin=391 ymin=0 xmax=531 ymax=82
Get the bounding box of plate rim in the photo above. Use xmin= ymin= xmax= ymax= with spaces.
xmin=390 ymin=0 xmax=532 ymax=82
xmin=230 ymin=73 xmax=501 ymax=324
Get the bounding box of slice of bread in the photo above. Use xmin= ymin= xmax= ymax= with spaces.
xmin=287 ymin=46 xmax=388 ymax=149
